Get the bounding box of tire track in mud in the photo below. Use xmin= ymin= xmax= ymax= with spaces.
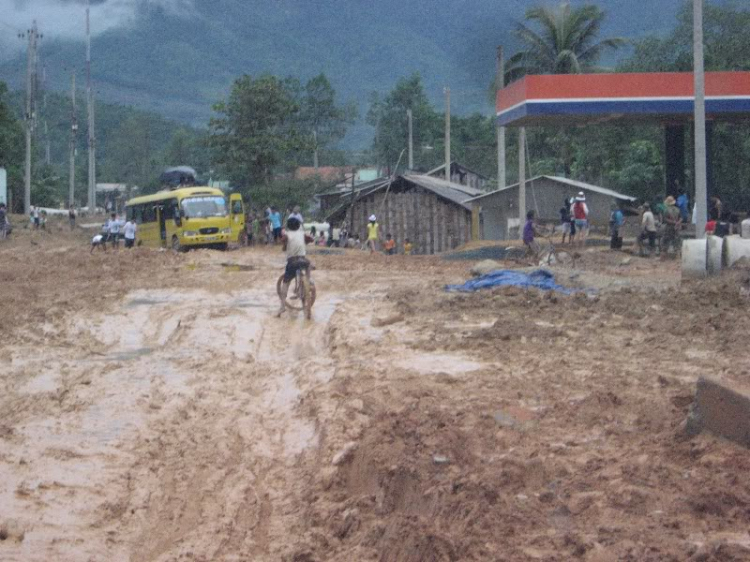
xmin=110 ymin=287 xmax=341 ymax=562
xmin=0 ymin=280 xmax=343 ymax=562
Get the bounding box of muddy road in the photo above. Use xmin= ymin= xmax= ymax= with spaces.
xmin=2 ymin=228 xmax=750 ymax=561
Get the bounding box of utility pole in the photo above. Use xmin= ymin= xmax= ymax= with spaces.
xmin=312 ymin=129 xmax=319 ymax=170
xmin=42 ymin=63 xmax=50 ymax=166
xmin=20 ymin=21 xmax=40 ymax=216
xmin=70 ymin=71 xmax=78 ymax=207
xmin=496 ymin=46 xmax=506 ymax=189
xmin=86 ymin=1 xmax=96 ymax=211
xmin=444 ymin=87 xmax=451 ymax=183
xmin=407 ymin=109 xmax=414 ymax=171
xmin=693 ymin=0 xmax=708 ymax=237
xmin=518 ymin=127 xmax=526 ymax=236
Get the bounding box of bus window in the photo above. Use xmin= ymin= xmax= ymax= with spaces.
xmin=181 ymin=196 xmax=227 ymax=219
xmin=143 ymin=205 xmax=156 ymax=223
xmin=232 ymin=200 xmax=243 ymax=214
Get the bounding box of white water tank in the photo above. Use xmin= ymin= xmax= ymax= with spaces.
xmin=707 ymin=235 xmax=723 ymax=275
xmin=723 ymin=235 xmax=750 ymax=268
xmin=682 ymin=239 xmax=708 ymax=280
xmin=741 ymin=219 xmax=750 ymax=239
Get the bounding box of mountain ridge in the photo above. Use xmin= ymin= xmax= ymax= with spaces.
xmin=0 ymin=0 xmax=687 ymax=145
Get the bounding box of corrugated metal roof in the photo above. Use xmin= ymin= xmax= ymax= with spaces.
xmin=464 ymin=175 xmax=636 ymax=203
xmin=403 ymin=174 xmax=484 ymax=209
xmin=425 ymin=161 xmax=490 ymax=180
xmin=323 ymin=175 xmax=481 ymax=221
xmin=317 ymin=176 xmax=389 ymax=198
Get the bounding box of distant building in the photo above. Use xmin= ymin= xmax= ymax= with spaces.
xmin=466 ymin=176 xmax=636 ymax=241
xmin=96 ymin=183 xmax=139 ymax=214
xmin=426 ymin=162 xmax=490 ymax=190
xmin=295 ymin=166 xmax=354 ymax=183
xmin=328 ymin=174 xmax=482 ymax=255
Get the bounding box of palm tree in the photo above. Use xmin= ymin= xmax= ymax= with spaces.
xmin=506 ymin=2 xmax=626 ymax=82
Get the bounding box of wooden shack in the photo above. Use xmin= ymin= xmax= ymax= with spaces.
xmin=330 ymin=175 xmax=482 ymax=255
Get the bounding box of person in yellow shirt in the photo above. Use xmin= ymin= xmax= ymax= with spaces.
xmin=403 ymin=238 xmax=413 ymax=255
xmin=366 ymin=215 xmax=379 ymax=253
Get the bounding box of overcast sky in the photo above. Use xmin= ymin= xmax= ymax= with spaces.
xmin=0 ymin=0 xmax=194 ymax=45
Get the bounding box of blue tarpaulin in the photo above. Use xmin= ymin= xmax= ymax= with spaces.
xmin=446 ymin=269 xmax=578 ymax=294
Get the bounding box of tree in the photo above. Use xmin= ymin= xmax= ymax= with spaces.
xmin=99 ymin=114 xmax=164 ymax=192
xmin=210 ymin=75 xmax=308 ymax=186
xmin=299 ymin=74 xmax=357 ymax=169
xmin=0 ymin=82 xmax=24 ymax=211
xmin=163 ymin=128 xmax=210 ymax=173
xmin=506 ymin=2 xmax=625 ymax=81
xmin=366 ymin=74 xmax=441 ymax=173
xmin=606 ymin=141 xmax=663 ymax=203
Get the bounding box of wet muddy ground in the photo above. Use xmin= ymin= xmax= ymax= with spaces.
xmin=1 ymin=226 xmax=750 ymax=561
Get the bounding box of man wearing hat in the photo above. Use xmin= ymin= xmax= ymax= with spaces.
xmin=662 ymin=196 xmax=682 ymax=257
xmin=571 ymin=192 xmax=589 ymax=248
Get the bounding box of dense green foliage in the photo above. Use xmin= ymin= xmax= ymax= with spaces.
xmin=209 ymin=73 xmax=354 ymax=211
xmin=0 ymin=85 xmax=209 ymax=209
xmin=365 ymin=74 xmax=501 ymax=179
xmin=210 ymin=75 xmax=308 ymax=186
xmin=0 ymin=83 xmax=24 ymax=208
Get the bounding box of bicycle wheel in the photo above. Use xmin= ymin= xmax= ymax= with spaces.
xmin=277 ymin=274 xmax=302 ymax=311
xmin=552 ymin=250 xmax=573 ymax=266
xmin=300 ymin=274 xmax=313 ymax=320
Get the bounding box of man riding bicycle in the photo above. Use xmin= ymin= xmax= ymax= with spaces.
xmin=277 ymin=216 xmax=313 ymax=317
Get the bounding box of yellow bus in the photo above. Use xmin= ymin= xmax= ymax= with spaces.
xmin=125 ymin=187 xmax=245 ymax=251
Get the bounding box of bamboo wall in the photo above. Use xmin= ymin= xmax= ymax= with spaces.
xmin=347 ymin=187 xmax=472 ymax=255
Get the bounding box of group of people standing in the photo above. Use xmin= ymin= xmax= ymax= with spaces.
xmin=559 ymin=192 xmax=591 ymax=248
xmin=91 ymin=213 xmax=137 ymax=252
xmin=364 ymin=215 xmax=412 ymax=255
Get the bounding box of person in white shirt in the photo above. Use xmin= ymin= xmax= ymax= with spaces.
xmin=639 ymin=203 xmax=658 ymax=256
xmin=90 ymin=234 xmax=107 ymax=253
xmin=124 ymin=218 xmax=137 ymax=248
xmin=277 ymin=216 xmax=311 ymax=317
xmin=108 ymin=213 xmax=122 ymax=249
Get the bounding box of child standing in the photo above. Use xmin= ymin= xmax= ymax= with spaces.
xmin=383 ymin=234 xmax=396 ymax=255
xmin=404 ymin=238 xmax=413 ymax=255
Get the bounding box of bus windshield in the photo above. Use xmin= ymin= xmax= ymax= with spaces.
xmin=181 ymin=196 xmax=227 ymax=219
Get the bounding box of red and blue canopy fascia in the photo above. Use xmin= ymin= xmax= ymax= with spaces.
xmin=496 ymin=72 xmax=750 ymax=127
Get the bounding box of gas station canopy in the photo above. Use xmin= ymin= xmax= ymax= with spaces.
xmin=496 ymin=71 xmax=750 ymax=128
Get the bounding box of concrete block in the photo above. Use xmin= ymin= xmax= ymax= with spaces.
xmin=686 ymin=377 xmax=750 ymax=447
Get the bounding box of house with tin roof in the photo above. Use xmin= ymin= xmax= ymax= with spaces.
xmin=466 ymin=176 xmax=636 ymax=241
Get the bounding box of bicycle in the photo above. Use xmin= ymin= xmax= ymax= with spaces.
xmin=535 ymin=232 xmax=575 ymax=267
xmin=276 ymin=260 xmax=317 ymax=320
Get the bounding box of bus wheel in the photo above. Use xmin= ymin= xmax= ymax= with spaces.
xmin=172 ymin=235 xmax=183 ymax=253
